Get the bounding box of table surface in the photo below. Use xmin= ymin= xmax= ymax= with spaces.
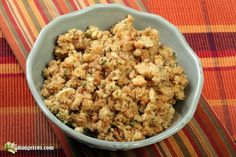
xmin=0 ymin=0 xmax=235 ymax=156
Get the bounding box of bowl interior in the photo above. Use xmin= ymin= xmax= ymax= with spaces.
xmin=27 ymin=4 xmax=203 ymax=150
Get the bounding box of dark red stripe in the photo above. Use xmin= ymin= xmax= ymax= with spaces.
xmin=203 ymin=66 xmax=236 ymax=71
xmin=69 ymin=0 xmax=78 ymax=11
xmin=0 ymin=38 xmax=15 ymax=57
xmin=151 ymin=144 xmax=162 ymax=157
xmin=0 ymin=56 xmax=18 ymax=63
xmin=183 ymin=33 xmax=236 ymax=52
xmin=182 ymin=127 xmax=203 ymax=156
xmin=33 ymin=0 xmax=49 ymax=23
xmin=52 ymin=0 xmax=63 ymax=15
xmin=164 ymin=139 xmax=178 ymax=156
xmin=2 ymin=0 xmax=30 ymax=52
xmin=134 ymin=147 xmax=149 ymax=157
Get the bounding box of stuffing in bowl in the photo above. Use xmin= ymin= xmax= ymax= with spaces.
xmin=26 ymin=4 xmax=203 ymax=150
xmin=41 ymin=15 xmax=188 ymax=142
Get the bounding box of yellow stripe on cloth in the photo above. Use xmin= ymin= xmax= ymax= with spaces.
xmin=189 ymin=120 xmax=217 ymax=156
xmin=100 ymin=0 xmax=109 ymax=4
xmin=78 ymin=0 xmax=87 ymax=8
xmin=0 ymin=64 xmax=22 ymax=74
xmin=27 ymin=0 xmax=47 ymax=27
xmin=179 ymin=25 xmax=236 ymax=33
xmin=208 ymin=99 xmax=236 ymax=106
xmin=114 ymin=0 xmax=125 ymax=4
xmin=43 ymin=0 xmax=59 ymax=18
xmin=167 ymin=136 xmax=184 ymax=157
xmin=16 ymin=0 xmax=39 ymax=38
xmin=87 ymin=0 xmax=95 ymax=6
xmin=177 ymin=131 xmax=198 ymax=156
xmin=159 ymin=141 xmax=172 ymax=157
xmin=6 ymin=0 xmax=32 ymax=48
xmin=201 ymin=56 xmax=236 ymax=68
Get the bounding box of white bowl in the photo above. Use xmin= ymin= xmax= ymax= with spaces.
xmin=26 ymin=4 xmax=203 ymax=150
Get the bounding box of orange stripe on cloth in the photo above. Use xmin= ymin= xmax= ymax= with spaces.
xmin=1 ymin=0 xmax=30 ymax=54
xmin=204 ymin=0 xmax=236 ymax=25
xmin=7 ymin=0 xmax=34 ymax=47
xmin=208 ymin=99 xmax=236 ymax=106
xmin=176 ymin=131 xmax=198 ymax=156
xmin=63 ymin=0 xmax=75 ymax=12
xmin=114 ymin=0 xmax=124 ymax=4
xmin=43 ymin=0 xmax=60 ymax=18
xmin=87 ymin=0 xmax=95 ymax=5
xmin=146 ymin=0 xmax=236 ymax=25
xmin=53 ymin=0 xmax=70 ymax=14
xmin=51 ymin=0 xmax=63 ymax=15
xmin=146 ymin=0 xmax=206 ymax=25
xmin=188 ymin=120 xmax=216 ymax=156
xmin=163 ymin=139 xmax=178 ymax=156
xmin=69 ymin=0 xmax=80 ymax=10
xmin=0 ymin=63 xmax=22 ymax=73
xmin=158 ymin=141 xmax=172 ymax=156
xmin=72 ymin=0 xmax=84 ymax=9
xmin=27 ymin=0 xmax=47 ymax=27
xmin=203 ymin=69 xmax=236 ymax=100
xmin=166 ymin=136 xmax=184 ymax=157
xmin=84 ymin=0 xmax=91 ymax=6
xmin=0 ymin=14 xmax=26 ymax=71
xmin=15 ymin=0 xmax=39 ymax=40
xmin=79 ymin=0 xmax=90 ymax=7
xmin=33 ymin=0 xmax=51 ymax=23
xmin=178 ymin=25 xmax=236 ymax=33
xmin=99 ymin=0 xmax=109 ymax=4
xmin=201 ymin=56 xmax=236 ymax=68
xmin=182 ymin=127 xmax=203 ymax=156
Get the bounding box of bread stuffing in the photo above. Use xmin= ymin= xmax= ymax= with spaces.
xmin=41 ymin=15 xmax=188 ymax=142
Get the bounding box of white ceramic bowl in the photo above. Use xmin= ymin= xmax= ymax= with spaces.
xmin=26 ymin=4 xmax=203 ymax=150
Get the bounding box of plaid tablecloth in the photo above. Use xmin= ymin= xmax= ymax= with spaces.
xmin=0 ymin=0 xmax=235 ymax=156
